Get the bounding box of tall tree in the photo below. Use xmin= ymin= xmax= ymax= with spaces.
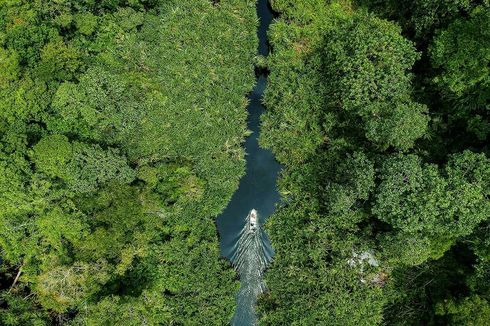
xmin=430 ymin=6 xmax=490 ymax=141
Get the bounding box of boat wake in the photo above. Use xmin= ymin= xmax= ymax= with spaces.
xmin=229 ymin=209 xmax=273 ymax=326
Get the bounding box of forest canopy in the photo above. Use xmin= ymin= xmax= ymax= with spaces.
xmin=0 ymin=0 xmax=258 ymax=324
xmin=0 ymin=0 xmax=489 ymax=325
xmin=260 ymin=0 xmax=489 ymax=325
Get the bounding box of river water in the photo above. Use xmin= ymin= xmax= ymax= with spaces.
xmin=216 ymin=0 xmax=280 ymax=325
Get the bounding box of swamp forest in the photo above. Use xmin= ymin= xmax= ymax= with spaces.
xmin=0 ymin=0 xmax=489 ymax=325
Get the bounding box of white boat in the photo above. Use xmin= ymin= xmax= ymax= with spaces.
xmin=249 ymin=209 xmax=258 ymax=232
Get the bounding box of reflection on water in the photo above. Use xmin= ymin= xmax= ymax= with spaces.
xmin=216 ymin=0 xmax=279 ymax=325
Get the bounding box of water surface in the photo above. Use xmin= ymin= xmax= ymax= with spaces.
xmin=216 ymin=0 xmax=280 ymax=324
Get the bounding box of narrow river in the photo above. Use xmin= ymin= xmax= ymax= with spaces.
xmin=216 ymin=0 xmax=280 ymax=325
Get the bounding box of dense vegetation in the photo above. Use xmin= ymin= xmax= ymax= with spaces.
xmin=260 ymin=0 xmax=489 ymax=324
xmin=1 ymin=0 xmax=488 ymax=324
xmin=0 ymin=0 xmax=258 ymax=324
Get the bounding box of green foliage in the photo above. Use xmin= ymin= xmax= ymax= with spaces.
xmin=431 ymin=7 xmax=490 ymax=96
xmin=261 ymin=1 xmax=428 ymax=166
xmin=436 ymin=295 xmax=490 ymax=325
xmin=354 ymin=0 xmax=482 ymax=40
xmin=152 ymin=163 xmax=206 ymax=204
xmin=408 ymin=0 xmax=473 ymax=38
xmin=0 ymin=48 xmax=20 ymax=87
xmin=48 ymin=67 xmax=143 ymax=144
xmin=36 ymin=261 xmax=111 ymax=312
xmin=260 ymin=2 xmax=345 ymax=164
xmin=384 ymin=245 xmax=477 ymax=325
xmin=0 ymin=0 xmax=258 ymax=323
xmin=2 ymin=0 xmax=489 ymax=323
xmin=67 ymin=142 xmax=136 ymax=193
xmin=324 ymin=152 xmax=375 ymax=215
xmin=74 ymin=12 xmax=98 ymax=35
xmin=322 ymin=11 xmax=428 ymax=150
xmin=36 ymin=41 xmax=80 ymax=82
xmin=33 ymin=135 xmax=135 ymax=192
xmin=375 ymin=152 xmax=489 ymax=240
xmin=0 ymin=292 xmax=49 ymax=326
xmin=430 ymin=6 xmax=490 ymax=140
xmin=32 ymin=134 xmax=73 ymax=179
xmin=260 ymin=0 xmax=490 ymax=325
xmin=259 ymin=202 xmax=386 ymax=325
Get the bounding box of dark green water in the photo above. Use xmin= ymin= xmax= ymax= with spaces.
xmin=216 ymin=0 xmax=280 ymax=325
